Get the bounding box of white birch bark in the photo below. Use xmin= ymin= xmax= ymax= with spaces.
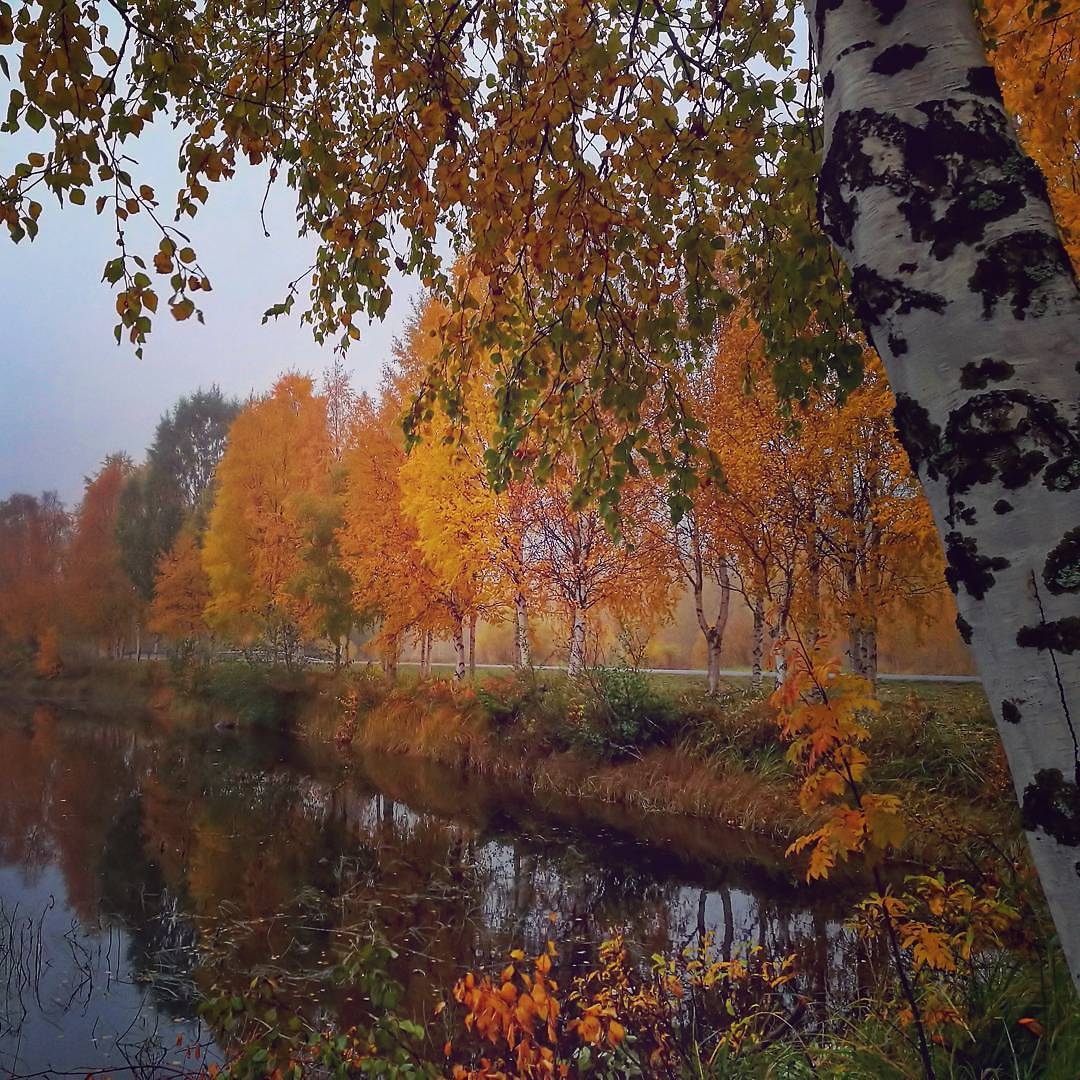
xmin=812 ymin=0 xmax=1080 ymax=986
xmin=773 ymin=639 xmax=786 ymax=690
xmin=452 ymin=617 xmax=466 ymax=681
xmin=514 ymin=590 xmax=531 ymax=669
xmin=567 ymin=606 xmax=587 ymax=677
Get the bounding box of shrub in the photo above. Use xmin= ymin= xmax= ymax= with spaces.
xmin=564 ymin=665 xmax=676 ymax=762
xmin=192 ymin=660 xmax=305 ymax=728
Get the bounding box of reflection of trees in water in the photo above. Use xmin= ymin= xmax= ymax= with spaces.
xmin=99 ymin=795 xmax=201 ymax=1015
xmin=0 ymin=708 xmax=870 ymax=1045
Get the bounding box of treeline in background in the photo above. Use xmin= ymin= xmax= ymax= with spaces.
xmin=0 ymin=296 xmax=973 ymax=688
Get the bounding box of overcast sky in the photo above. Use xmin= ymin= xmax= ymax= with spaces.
xmin=0 ymin=141 xmax=422 ymax=507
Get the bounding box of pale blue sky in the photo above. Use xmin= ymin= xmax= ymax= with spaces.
xmin=0 ymin=144 xmax=421 ymax=506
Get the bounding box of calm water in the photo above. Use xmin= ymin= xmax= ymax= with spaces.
xmin=0 ymin=704 xmax=866 ymax=1076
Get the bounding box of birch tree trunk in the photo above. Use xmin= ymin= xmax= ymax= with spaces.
xmin=383 ymin=634 xmax=399 ymax=682
xmin=693 ymin=555 xmax=732 ymax=696
xmin=812 ymin=0 xmax=1080 ymax=987
xmin=691 ymin=576 xmax=715 ymax=690
xmin=706 ymin=635 xmax=722 ymax=696
xmin=567 ymin=606 xmax=587 ymax=677
xmin=452 ymin=618 xmax=467 ymax=681
xmin=514 ymin=590 xmax=531 ymax=669
xmin=468 ymin=611 xmax=477 ymax=677
xmin=773 ymin=635 xmax=786 ymax=690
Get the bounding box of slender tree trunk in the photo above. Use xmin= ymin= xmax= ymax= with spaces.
xmin=773 ymin=636 xmax=786 ymax=689
xmin=865 ymin=618 xmax=878 ymax=692
xmin=848 ymin=619 xmax=865 ymax=677
xmin=468 ymin=611 xmax=477 ymax=677
xmin=706 ymin=635 xmax=722 ymax=696
xmin=697 ymin=557 xmax=733 ymax=697
xmin=382 ymin=634 xmax=399 ymax=682
xmin=452 ymin=617 xmax=466 ymax=681
xmin=712 ymin=556 xmax=732 ymax=694
xmin=514 ymin=590 xmax=530 ymax=669
xmin=751 ymin=594 xmax=765 ymax=691
xmin=567 ymin=606 xmax=587 ymax=677
xmin=720 ymin=885 xmax=735 ymax=962
xmin=813 ymin=0 xmax=1080 ymax=987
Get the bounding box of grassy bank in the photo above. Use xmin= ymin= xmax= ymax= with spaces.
xmin=310 ymin=665 xmax=1015 ymax=871
xmin=0 ymin=657 xmax=1016 ymax=862
xmin=0 ymin=657 xmax=173 ymax=711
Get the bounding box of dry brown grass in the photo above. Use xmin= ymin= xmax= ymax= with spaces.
xmin=352 ymin=683 xmax=802 ymax=839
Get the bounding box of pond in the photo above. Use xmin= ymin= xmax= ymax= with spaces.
xmin=0 ymin=704 xmax=870 ymax=1076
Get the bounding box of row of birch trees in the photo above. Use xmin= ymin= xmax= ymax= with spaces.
xmin=1 ymin=295 xmax=944 ymax=694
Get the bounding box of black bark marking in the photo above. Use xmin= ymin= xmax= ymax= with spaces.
xmin=898 ymin=261 xmax=917 ymax=273
xmin=838 ymin=40 xmax=874 ymax=60
xmin=1002 ymin=699 xmax=1022 ymax=724
xmin=820 ymin=103 xmax=1049 ymax=259
xmin=823 ymin=70 xmax=835 ymax=98
xmin=1044 ymin=454 xmax=1080 ymax=492
xmin=955 ymin=613 xmax=973 ymax=644
xmin=870 ymin=0 xmax=906 ymax=24
xmin=1022 ymin=769 xmax=1080 ymax=846
xmin=966 ymin=66 xmax=1003 ymax=102
xmin=939 ymin=390 xmax=1076 ymax=496
xmin=892 ymin=393 xmax=940 ymax=476
xmin=887 ymin=332 xmax=908 ymax=356
xmin=1045 ymin=527 xmax=1080 ymax=595
xmin=956 ymin=502 xmax=977 ymax=526
xmin=970 ymin=230 xmax=1074 ymax=319
xmin=959 ymin=357 xmax=1015 ymax=389
xmin=945 ymin=531 xmax=1009 ymax=599
xmin=813 ymin=0 xmax=845 ymax=50
xmin=851 ymin=265 xmax=946 ymax=330
xmin=893 ymin=390 xmax=1077 ymax=516
xmin=872 ymin=44 xmax=928 ymax=75
xmin=1017 ymin=616 xmax=1080 ymax=654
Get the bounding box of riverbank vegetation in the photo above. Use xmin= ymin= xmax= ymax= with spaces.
xmin=182 ymin=653 xmax=1075 ymax=1078
xmin=204 ymin=929 xmax=1080 ymax=1079
xmin=0 ymin=657 xmax=1003 ymax=844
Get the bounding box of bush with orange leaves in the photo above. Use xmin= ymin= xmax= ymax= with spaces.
xmin=772 ymin=647 xmax=905 ymax=882
xmin=450 ymin=941 xmax=564 ymax=1078
xmin=447 ymin=934 xmax=800 ymax=1078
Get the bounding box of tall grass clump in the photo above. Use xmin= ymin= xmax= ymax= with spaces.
xmin=188 ymin=660 xmax=307 ymax=728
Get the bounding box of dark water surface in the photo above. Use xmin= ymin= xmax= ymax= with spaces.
xmin=0 ymin=705 xmax=862 ymax=1076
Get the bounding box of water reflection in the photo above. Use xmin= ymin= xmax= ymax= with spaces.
xmin=0 ymin=705 xmax=871 ymax=1074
